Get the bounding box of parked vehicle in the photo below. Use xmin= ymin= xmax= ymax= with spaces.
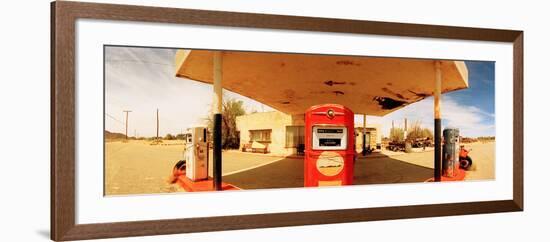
xmin=459 ymin=145 xmax=473 ymax=170
xmin=386 ymin=141 xmax=405 ymax=152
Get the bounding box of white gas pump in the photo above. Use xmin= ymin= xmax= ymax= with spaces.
xmin=185 ymin=126 xmax=209 ymax=181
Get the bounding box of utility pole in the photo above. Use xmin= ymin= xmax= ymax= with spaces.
xmin=404 ymin=118 xmax=408 ymax=140
xmin=123 ymin=110 xmax=132 ymax=140
xmin=156 ymin=109 xmax=159 ymax=140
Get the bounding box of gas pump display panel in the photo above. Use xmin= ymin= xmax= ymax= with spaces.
xmin=312 ymin=126 xmax=347 ymax=150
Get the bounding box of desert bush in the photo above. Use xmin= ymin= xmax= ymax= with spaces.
xmin=175 ymin=133 xmax=186 ymax=140
xmin=406 ymin=121 xmax=433 ymax=140
xmin=390 ymin=127 xmax=405 ymax=142
xmin=478 ymin=136 xmax=495 ymax=142
xmin=205 ymin=97 xmax=246 ymax=149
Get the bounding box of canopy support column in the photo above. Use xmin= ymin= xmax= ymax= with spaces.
xmin=434 ymin=61 xmax=442 ymax=182
xmin=213 ymin=52 xmax=223 ymax=190
xmin=362 ymin=114 xmax=368 ymax=156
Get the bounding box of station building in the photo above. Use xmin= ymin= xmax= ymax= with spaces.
xmin=236 ymin=111 xmax=381 ymax=156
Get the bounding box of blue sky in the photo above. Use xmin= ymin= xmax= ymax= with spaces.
xmin=451 ymin=61 xmax=495 ymax=116
xmin=446 ymin=61 xmax=495 ymax=135
xmin=105 ymin=47 xmax=495 ymax=138
xmin=359 ymin=61 xmax=495 ymax=137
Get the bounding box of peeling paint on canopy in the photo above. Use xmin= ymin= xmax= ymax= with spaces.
xmin=175 ymin=50 xmax=468 ymax=116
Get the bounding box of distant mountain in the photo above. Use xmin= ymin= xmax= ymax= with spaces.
xmin=105 ymin=130 xmax=126 ymax=140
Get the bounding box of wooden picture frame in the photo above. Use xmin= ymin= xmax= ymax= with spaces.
xmin=51 ymin=1 xmax=523 ymax=241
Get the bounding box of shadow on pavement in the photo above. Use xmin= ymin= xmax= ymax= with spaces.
xmin=354 ymin=155 xmax=433 ymax=185
xmin=224 ymin=157 xmax=304 ymax=189
xmin=223 ymin=153 xmax=433 ymax=190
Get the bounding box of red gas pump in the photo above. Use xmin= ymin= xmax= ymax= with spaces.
xmin=304 ymin=104 xmax=355 ymax=187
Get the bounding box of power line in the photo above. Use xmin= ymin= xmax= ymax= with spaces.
xmin=105 ymin=59 xmax=173 ymax=66
xmin=105 ymin=113 xmax=125 ymax=125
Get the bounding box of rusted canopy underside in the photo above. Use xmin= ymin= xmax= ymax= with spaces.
xmin=175 ymin=50 xmax=468 ymax=116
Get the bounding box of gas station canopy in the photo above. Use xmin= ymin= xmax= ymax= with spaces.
xmin=175 ymin=50 xmax=468 ymax=116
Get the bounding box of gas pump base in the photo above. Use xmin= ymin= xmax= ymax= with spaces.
xmin=176 ymin=175 xmax=240 ymax=192
xmin=425 ymin=168 xmax=466 ymax=182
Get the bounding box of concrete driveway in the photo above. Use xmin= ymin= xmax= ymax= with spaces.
xmin=223 ymin=142 xmax=494 ymax=189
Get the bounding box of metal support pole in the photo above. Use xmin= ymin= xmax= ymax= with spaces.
xmin=213 ymin=51 xmax=223 ymax=190
xmin=434 ymin=61 xmax=442 ymax=182
xmin=362 ymin=114 xmax=367 ymax=156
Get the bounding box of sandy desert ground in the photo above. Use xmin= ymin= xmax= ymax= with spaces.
xmin=105 ymin=140 xmax=494 ymax=195
xmin=104 ymin=140 xmax=187 ymax=195
xmin=376 ymin=141 xmax=495 ymax=181
xmin=104 ymin=140 xmax=281 ymax=195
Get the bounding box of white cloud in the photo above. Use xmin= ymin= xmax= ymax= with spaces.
xmin=105 ymin=47 xmax=274 ymax=137
xmin=359 ymin=96 xmax=495 ymax=138
xmin=105 ymin=47 xmax=494 ymax=138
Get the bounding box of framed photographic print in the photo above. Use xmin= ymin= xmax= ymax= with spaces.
xmin=51 ymin=1 xmax=523 ymax=241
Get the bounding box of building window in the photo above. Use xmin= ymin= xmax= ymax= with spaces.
xmin=285 ymin=126 xmax=304 ymax=148
xmin=250 ymin=129 xmax=271 ymax=143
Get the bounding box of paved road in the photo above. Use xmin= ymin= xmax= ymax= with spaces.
xmin=207 ymin=151 xmax=283 ymax=177
xmin=225 ymin=142 xmax=495 ymax=189
xmin=105 ymin=141 xmax=494 ymax=195
xmin=224 ymin=154 xmax=434 ymax=189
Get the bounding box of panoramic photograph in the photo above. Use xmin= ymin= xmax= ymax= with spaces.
xmin=104 ymin=46 xmax=495 ymax=196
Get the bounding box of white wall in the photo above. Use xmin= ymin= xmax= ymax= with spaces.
xmin=0 ymin=0 xmax=547 ymax=241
